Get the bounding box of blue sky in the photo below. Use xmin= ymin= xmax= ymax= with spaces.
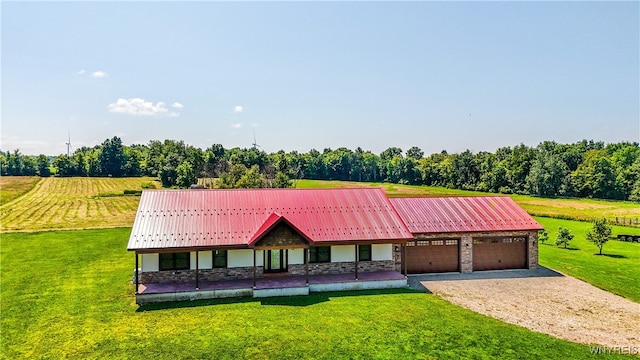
xmin=2 ymin=1 xmax=638 ymax=156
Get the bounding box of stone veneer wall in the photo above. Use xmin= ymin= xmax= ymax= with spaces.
xmin=139 ymin=260 xmax=398 ymax=283
xmin=137 ymin=228 xmax=539 ymax=283
xmin=140 ymin=266 xmax=263 ymax=284
xmin=460 ymin=235 xmax=473 ymax=273
xmin=288 ymin=260 xmax=396 ymax=276
xmin=393 ymin=245 xmax=402 ymax=272
xmin=527 ymin=230 xmax=538 ymax=270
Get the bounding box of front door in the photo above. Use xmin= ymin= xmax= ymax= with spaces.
xmin=264 ymin=249 xmax=288 ymax=273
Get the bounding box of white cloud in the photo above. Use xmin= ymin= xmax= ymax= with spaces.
xmin=107 ymin=98 xmax=179 ymax=117
xmin=234 ymin=105 xmax=243 ymax=113
xmin=231 ymin=122 xmax=243 ymax=129
xmin=0 ymin=136 xmax=48 ymax=150
xmin=77 ymin=70 xmax=86 ymax=75
xmin=91 ymin=70 xmax=108 ymax=78
xmin=172 ymin=102 xmax=184 ymax=109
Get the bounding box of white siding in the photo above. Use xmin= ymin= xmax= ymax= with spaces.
xmin=331 ymin=245 xmax=355 ymax=262
xmin=288 ymin=249 xmax=304 ymax=265
xmin=372 ymin=244 xmax=393 ymax=261
xmin=256 ymin=250 xmax=264 ymax=266
xmin=189 ymin=251 xmax=213 ymax=270
xmin=228 ymin=249 xmax=263 ymax=268
xmin=141 ymin=253 xmax=159 ymax=272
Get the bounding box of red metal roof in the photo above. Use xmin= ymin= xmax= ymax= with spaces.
xmin=389 ymin=196 xmax=543 ymax=234
xmin=128 ymin=188 xmax=414 ymax=251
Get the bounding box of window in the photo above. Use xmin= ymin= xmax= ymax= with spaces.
xmin=159 ymin=252 xmax=190 ymax=271
xmin=358 ymin=245 xmax=372 ymax=261
xmin=417 ymin=241 xmax=429 ymax=246
xmin=213 ymin=250 xmax=227 ymax=268
xmin=309 ymin=247 xmax=330 ymax=263
xmin=445 ymin=239 xmax=458 ymax=246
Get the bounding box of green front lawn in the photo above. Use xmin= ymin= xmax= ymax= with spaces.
xmin=536 ymin=217 xmax=640 ymax=302
xmin=1 ymin=228 xmax=629 ymax=359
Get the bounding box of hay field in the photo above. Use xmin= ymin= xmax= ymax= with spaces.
xmin=0 ymin=177 xmax=158 ymax=232
xmin=0 ymin=176 xmax=42 ymax=205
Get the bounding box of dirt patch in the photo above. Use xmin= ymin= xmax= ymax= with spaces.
xmin=419 ymin=270 xmax=640 ymax=348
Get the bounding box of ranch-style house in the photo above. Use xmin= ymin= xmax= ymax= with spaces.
xmin=127 ymin=188 xmax=542 ymax=304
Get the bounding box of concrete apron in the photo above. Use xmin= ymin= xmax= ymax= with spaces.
xmin=136 ymin=278 xmax=408 ymax=304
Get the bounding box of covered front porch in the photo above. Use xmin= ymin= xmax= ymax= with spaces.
xmin=135 ymin=270 xmax=407 ymax=304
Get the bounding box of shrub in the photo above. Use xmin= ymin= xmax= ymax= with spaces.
xmin=538 ymin=229 xmax=549 ymax=244
xmin=141 ymin=181 xmax=157 ymax=189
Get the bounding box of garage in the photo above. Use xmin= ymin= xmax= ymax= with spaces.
xmin=390 ymin=196 xmax=542 ymax=274
xmin=403 ymin=239 xmax=459 ymax=273
xmin=472 ymin=237 xmax=527 ymax=271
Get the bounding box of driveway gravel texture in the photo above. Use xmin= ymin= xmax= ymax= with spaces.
xmin=410 ymin=267 xmax=640 ymax=349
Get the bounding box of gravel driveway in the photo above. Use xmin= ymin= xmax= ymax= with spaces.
xmin=410 ymin=267 xmax=640 ymax=348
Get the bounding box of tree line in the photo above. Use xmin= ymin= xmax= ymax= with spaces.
xmin=2 ymin=137 xmax=639 ymax=201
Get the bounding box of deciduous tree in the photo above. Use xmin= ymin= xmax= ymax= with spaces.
xmin=99 ymin=136 xmax=125 ymax=177
xmin=555 ymin=226 xmax=574 ymax=249
xmin=586 ymin=218 xmax=612 ymax=255
xmin=36 ymin=155 xmax=51 ymax=177
xmin=175 ymin=161 xmax=196 ymax=188
xmin=406 ymin=146 xmax=424 ymax=160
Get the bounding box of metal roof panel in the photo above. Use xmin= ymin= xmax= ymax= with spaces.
xmin=128 ymin=188 xmax=414 ymax=250
xmin=389 ymin=196 xmax=543 ymax=234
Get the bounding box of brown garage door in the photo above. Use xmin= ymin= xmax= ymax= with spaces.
xmin=473 ymin=237 xmax=527 ymax=271
xmin=404 ymin=239 xmax=459 ymax=273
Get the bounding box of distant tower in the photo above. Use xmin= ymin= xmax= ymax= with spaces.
xmin=252 ymin=129 xmax=261 ymax=149
xmin=65 ymin=132 xmax=72 ymax=157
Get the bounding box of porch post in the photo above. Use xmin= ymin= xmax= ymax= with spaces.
xmin=135 ymin=252 xmax=139 ymax=294
xmin=195 ymin=251 xmax=199 ymax=290
xmin=355 ymin=245 xmax=359 ymax=280
xmin=253 ymin=249 xmax=257 ymax=288
xmin=403 ymin=244 xmax=408 ymax=277
xmin=304 ymin=248 xmax=309 ymax=285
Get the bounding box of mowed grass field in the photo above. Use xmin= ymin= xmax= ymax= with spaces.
xmin=296 ymin=179 xmax=640 ymax=223
xmin=1 ymin=228 xmax=632 ymax=360
xmin=0 ymin=177 xmax=158 ymax=232
xmin=0 ymin=176 xmax=41 ymax=205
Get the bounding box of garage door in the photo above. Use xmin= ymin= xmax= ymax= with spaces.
xmin=473 ymin=237 xmax=527 ymax=271
xmin=404 ymin=239 xmax=459 ymax=273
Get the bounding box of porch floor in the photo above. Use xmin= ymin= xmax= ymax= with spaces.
xmin=137 ymin=271 xmax=406 ymax=295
